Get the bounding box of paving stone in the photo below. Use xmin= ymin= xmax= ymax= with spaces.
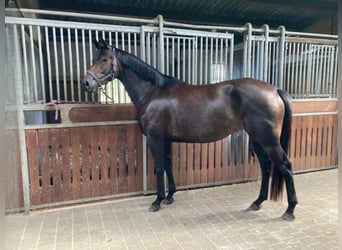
xmin=4 ymin=169 xmax=337 ymax=250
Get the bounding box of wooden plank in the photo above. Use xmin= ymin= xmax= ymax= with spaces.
xmin=135 ymin=127 xmax=144 ymax=191
xmin=221 ymin=138 xmax=229 ymax=181
xmin=292 ymin=99 xmax=337 ymax=113
xmin=79 ymin=127 xmax=91 ymax=198
xmin=179 ymin=143 xmax=187 ymax=186
xmin=207 ymin=142 xmax=215 ymax=183
xmin=200 ymin=143 xmax=208 ymax=184
xmin=320 ymin=115 xmax=330 ymax=167
xmin=193 ymin=143 xmax=201 ymax=185
xmin=186 ymin=144 xmax=194 ymax=186
xmin=127 ymin=125 xmax=136 ymax=192
xmin=308 ymin=116 xmax=318 ymax=170
xmin=25 ymin=130 xmax=41 ymax=205
xmin=117 ymin=126 xmax=128 ymax=193
xmin=108 ymin=126 xmax=119 ymax=194
xmin=214 ymin=140 xmax=222 ymax=182
xmin=70 ymin=127 xmax=81 ymax=200
xmin=98 ymin=125 xmax=109 ymax=196
xmin=50 ymin=128 xmax=63 ymax=202
xmin=60 ymin=128 xmax=71 ymax=201
xmin=330 ymin=115 xmax=337 ymax=166
xmin=90 ymin=126 xmax=101 ymax=197
xmin=172 ymin=143 xmax=180 ymax=187
xmin=38 ymin=129 xmax=53 ymax=204
xmin=315 ymin=116 xmax=324 ymax=169
xmin=69 ymin=105 xmax=137 ymax=122
xmin=324 ymin=115 xmax=333 ymax=167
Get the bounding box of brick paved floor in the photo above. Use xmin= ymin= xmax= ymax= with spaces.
xmin=5 ymin=169 xmax=337 ymax=250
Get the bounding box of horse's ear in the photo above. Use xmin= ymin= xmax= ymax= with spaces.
xmin=94 ymin=40 xmax=99 ymax=49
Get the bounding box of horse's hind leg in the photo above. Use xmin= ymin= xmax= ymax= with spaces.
xmin=265 ymin=146 xmax=298 ymax=220
xmin=164 ymin=141 xmax=176 ymax=205
xmin=247 ymin=142 xmax=271 ymax=211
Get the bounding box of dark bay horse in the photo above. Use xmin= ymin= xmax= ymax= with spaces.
xmin=82 ymin=39 xmax=298 ymax=221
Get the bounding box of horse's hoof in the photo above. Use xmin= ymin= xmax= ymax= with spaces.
xmin=281 ymin=212 xmax=295 ymax=221
xmin=245 ymin=203 xmax=261 ymax=211
xmin=149 ymin=204 xmax=160 ymax=212
xmin=163 ymin=197 xmax=174 ymax=205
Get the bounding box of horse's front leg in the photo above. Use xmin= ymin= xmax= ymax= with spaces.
xmin=147 ymin=136 xmax=166 ymax=212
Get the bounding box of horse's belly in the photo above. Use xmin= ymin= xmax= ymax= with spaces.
xmin=170 ymin=118 xmax=241 ymax=143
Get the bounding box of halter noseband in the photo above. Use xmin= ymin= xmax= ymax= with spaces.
xmin=86 ymin=48 xmax=118 ymax=87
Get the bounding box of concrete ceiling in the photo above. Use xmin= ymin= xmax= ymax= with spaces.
xmin=7 ymin=0 xmax=338 ymax=33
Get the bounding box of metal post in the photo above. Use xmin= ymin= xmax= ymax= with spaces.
xmin=158 ymin=15 xmax=165 ymax=74
xmin=278 ymin=25 xmax=286 ymax=89
xmin=14 ymin=25 xmax=31 ymax=214
xmin=262 ymin=24 xmax=269 ymax=82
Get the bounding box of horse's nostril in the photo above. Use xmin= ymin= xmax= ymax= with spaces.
xmin=82 ymin=80 xmax=89 ymax=88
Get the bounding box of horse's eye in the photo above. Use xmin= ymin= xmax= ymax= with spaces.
xmin=101 ymin=59 xmax=108 ymax=63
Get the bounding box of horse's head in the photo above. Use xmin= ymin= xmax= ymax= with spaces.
xmin=82 ymin=39 xmax=119 ymax=93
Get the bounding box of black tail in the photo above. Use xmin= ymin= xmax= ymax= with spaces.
xmin=270 ymin=89 xmax=292 ymax=201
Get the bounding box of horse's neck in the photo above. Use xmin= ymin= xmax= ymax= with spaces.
xmin=118 ymin=67 xmax=155 ymax=107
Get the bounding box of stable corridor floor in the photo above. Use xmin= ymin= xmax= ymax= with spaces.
xmin=5 ymin=169 xmax=338 ymax=250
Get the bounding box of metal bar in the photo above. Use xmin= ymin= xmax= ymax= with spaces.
xmin=14 ymin=24 xmax=31 ymax=213
xmin=37 ymin=26 xmax=46 ymax=103
xmin=246 ymin=23 xmax=252 ymax=78
xmin=29 ymin=25 xmax=38 ymax=102
xmin=21 ymin=24 xmax=30 ymax=104
xmin=158 ymin=15 xmax=164 ymax=74
xmin=6 ymin=8 xmax=158 ymax=25
xmin=67 ymin=28 xmax=74 ymax=101
xmin=75 ymin=28 xmax=81 ymax=101
xmin=199 ymin=36 xmax=203 ymax=84
xmin=278 ymin=26 xmax=285 ymax=90
xmin=60 ymin=27 xmax=67 ymax=101
xmin=45 ymin=26 xmax=53 ymax=102
xmin=82 ymin=29 xmax=88 ymax=102
xmin=229 ymin=37 xmax=234 ymax=80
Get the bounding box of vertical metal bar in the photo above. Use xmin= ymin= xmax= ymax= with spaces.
xmin=153 ymin=33 xmax=157 ymax=68
xmin=219 ymin=38 xmax=223 ymax=81
xmin=37 ymin=26 xmax=46 ymax=103
xmin=166 ymin=37 xmax=169 ymax=75
xmin=229 ymin=37 xmax=234 ymax=80
xmin=199 ymin=36 xmax=203 ymax=84
xmin=82 ymin=29 xmax=88 ymax=101
xmin=290 ymin=42 xmax=295 ymax=94
xmin=158 ymin=15 xmax=164 ymax=74
xmin=188 ymin=38 xmax=191 ymax=82
xmin=182 ymin=38 xmax=186 ymax=81
xmin=171 ymin=37 xmax=175 ymax=77
xmin=314 ymin=46 xmax=320 ymax=94
xmin=128 ymin=33 xmax=131 ymax=53
xmin=205 ymin=36 xmax=208 ymax=83
xmin=246 ymin=23 xmax=252 ymax=78
xmin=321 ymin=46 xmax=328 ymax=94
xmin=278 ymin=26 xmax=285 ymax=90
xmin=328 ymin=46 xmax=334 ymax=96
xmin=298 ymin=43 xmax=303 ymax=97
xmin=45 ymin=26 xmax=53 ymax=102
xmin=134 ymin=33 xmax=137 ymax=56
xmin=75 ymin=28 xmax=81 ymax=101
xmin=14 ymin=24 xmax=31 ymax=213
xmin=52 ymin=27 xmax=60 ymax=101
xmin=21 ymin=24 xmax=30 ymax=104
xmin=67 ymin=28 xmax=74 ymax=101
xmin=193 ymin=37 xmax=197 ymax=84
xmin=29 ymin=25 xmax=38 ymax=102
xmin=60 ymin=27 xmax=67 ymax=101
xmin=332 ymin=46 xmax=338 ymax=97
xmin=263 ymin=25 xmax=269 ymax=82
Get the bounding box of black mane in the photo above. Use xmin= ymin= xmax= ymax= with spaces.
xmin=115 ymin=48 xmax=179 ymax=87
